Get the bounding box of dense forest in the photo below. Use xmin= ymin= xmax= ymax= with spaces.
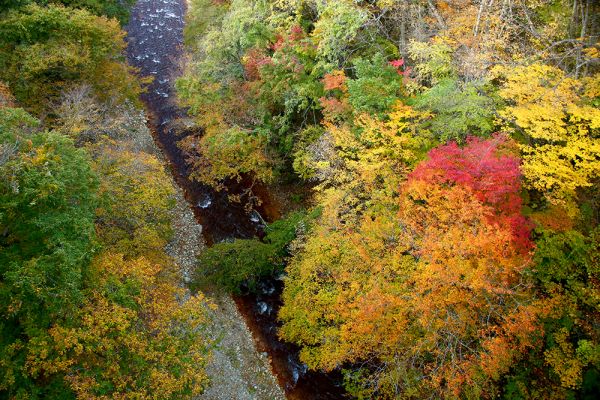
xmin=179 ymin=0 xmax=599 ymax=398
xmin=1 ymin=0 xmax=599 ymax=399
xmin=0 ymin=1 xmax=211 ymax=398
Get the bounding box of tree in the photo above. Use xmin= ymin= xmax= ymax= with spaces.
xmin=56 ymin=85 xmax=153 ymax=151
xmin=503 ymin=228 xmax=600 ymax=399
xmin=495 ymin=63 xmax=600 ymax=215
xmin=0 ymin=4 xmax=141 ymax=114
xmin=391 ymin=179 xmax=539 ymax=398
xmin=410 ymin=134 xmax=533 ymax=251
xmin=179 ymin=126 xmax=275 ymax=191
xmin=0 ymin=107 xmax=98 ymax=397
xmin=26 ymin=252 xmax=211 ymax=399
xmin=193 ymin=211 xmax=309 ymax=293
xmin=90 ymin=140 xmax=176 ymax=257
xmin=52 ymin=0 xmax=135 ymax=23
xmin=408 ymin=40 xmax=455 ymax=86
xmin=311 ymin=0 xmax=368 ymax=67
xmin=347 ymin=54 xmax=405 ymax=115
xmin=279 ymin=136 xmax=539 ymax=398
xmin=413 ymin=78 xmax=496 ymax=142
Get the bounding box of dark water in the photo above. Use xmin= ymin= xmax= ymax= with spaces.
xmin=125 ymin=1 xmax=348 ymax=399
xmin=125 ymin=0 xmax=260 ymax=242
xmin=234 ymin=278 xmax=349 ymax=400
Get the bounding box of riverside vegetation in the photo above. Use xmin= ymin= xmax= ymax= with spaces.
xmin=178 ymin=0 xmax=600 ymax=399
xmin=1 ymin=2 xmax=211 ymax=399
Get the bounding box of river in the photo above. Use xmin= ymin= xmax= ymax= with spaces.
xmin=125 ymin=1 xmax=348 ymax=398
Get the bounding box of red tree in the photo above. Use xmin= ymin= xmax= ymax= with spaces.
xmin=409 ymin=134 xmax=533 ymax=251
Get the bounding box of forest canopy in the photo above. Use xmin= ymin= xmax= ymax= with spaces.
xmin=179 ymin=0 xmax=599 ymax=398
xmin=1 ymin=0 xmax=599 ymax=398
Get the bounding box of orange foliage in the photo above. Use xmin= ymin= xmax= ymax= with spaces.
xmin=398 ymin=178 xmax=541 ymax=396
xmin=322 ymin=70 xmax=347 ymax=91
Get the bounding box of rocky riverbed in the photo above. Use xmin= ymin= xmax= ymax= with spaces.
xmin=125 ymin=0 xmax=286 ymax=398
xmin=165 ymin=182 xmax=285 ymax=400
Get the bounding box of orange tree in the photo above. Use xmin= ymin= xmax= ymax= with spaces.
xmin=279 ymin=136 xmax=545 ymax=398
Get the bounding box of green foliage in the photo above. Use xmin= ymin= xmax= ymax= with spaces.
xmin=408 ymin=40 xmax=455 ymax=85
xmin=184 ymin=0 xmax=228 ymax=48
xmin=0 ymin=3 xmax=213 ymax=398
xmin=177 ymin=3 xmax=406 ymax=188
xmin=0 ymin=124 xmax=98 ymax=326
xmin=412 ymin=79 xmax=496 ymax=142
xmin=312 ymin=0 xmax=367 ymax=67
xmin=51 ymin=0 xmax=135 ymax=23
xmin=0 ymin=1 xmax=134 ymax=23
xmin=501 ymin=227 xmax=600 ymax=398
xmin=257 ymin=32 xmax=321 ymax=129
xmin=0 ymin=106 xmax=39 ymax=143
xmin=0 ymin=108 xmax=98 ymax=397
xmin=533 ymin=229 xmax=598 ymax=300
xmin=0 ymin=106 xmax=210 ymax=400
xmin=176 ymin=1 xmax=284 ymax=189
xmin=187 ymin=0 xmax=272 ymax=85
xmin=347 ymin=54 xmax=404 ymax=115
xmin=0 ymin=4 xmax=141 ymax=114
xmin=192 ymin=211 xmax=311 ymax=293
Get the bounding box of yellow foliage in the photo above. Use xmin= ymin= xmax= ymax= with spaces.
xmin=496 ymin=64 xmax=600 ymax=214
xmin=29 ymin=252 xmax=211 ymax=399
xmin=91 ymin=140 xmax=176 ymax=255
xmin=545 ymin=328 xmax=585 ymax=389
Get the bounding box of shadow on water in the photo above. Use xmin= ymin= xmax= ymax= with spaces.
xmin=125 ymin=1 xmax=349 ymax=398
xmin=234 ymin=278 xmax=350 ymax=400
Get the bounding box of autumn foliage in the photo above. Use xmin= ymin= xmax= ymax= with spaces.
xmin=280 ymin=136 xmax=540 ymax=398
xmin=178 ymin=1 xmax=599 ymax=396
xmin=2 ymin=0 xmax=599 ymax=398
xmin=409 ymin=134 xmax=533 ymax=252
xmin=0 ymin=2 xmax=211 ymax=396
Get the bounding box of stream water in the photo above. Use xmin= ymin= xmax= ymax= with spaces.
xmin=125 ymin=1 xmax=348 ymax=398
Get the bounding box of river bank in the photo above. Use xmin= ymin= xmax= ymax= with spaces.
xmin=125 ymin=0 xmax=349 ymax=398
xmin=166 ymin=182 xmax=285 ymax=400
xmin=125 ymin=1 xmax=285 ymax=398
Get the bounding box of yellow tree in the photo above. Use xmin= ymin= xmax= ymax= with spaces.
xmin=26 ymin=252 xmax=211 ymax=399
xmin=495 ymin=64 xmax=600 ymax=215
xmin=90 ymin=140 xmax=176 ymax=257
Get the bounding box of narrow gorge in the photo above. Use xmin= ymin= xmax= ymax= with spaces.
xmin=125 ymin=1 xmax=347 ymax=398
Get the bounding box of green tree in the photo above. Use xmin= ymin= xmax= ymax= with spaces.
xmin=312 ymin=0 xmax=367 ymax=67
xmin=347 ymin=54 xmax=404 ymax=115
xmin=51 ymin=0 xmax=135 ymax=23
xmin=413 ymin=79 xmax=496 ymax=142
xmin=193 ymin=211 xmax=310 ymax=293
xmin=503 ymin=228 xmax=600 ymax=399
xmin=0 ymin=107 xmax=98 ymax=397
xmin=0 ymin=4 xmax=141 ymax=114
